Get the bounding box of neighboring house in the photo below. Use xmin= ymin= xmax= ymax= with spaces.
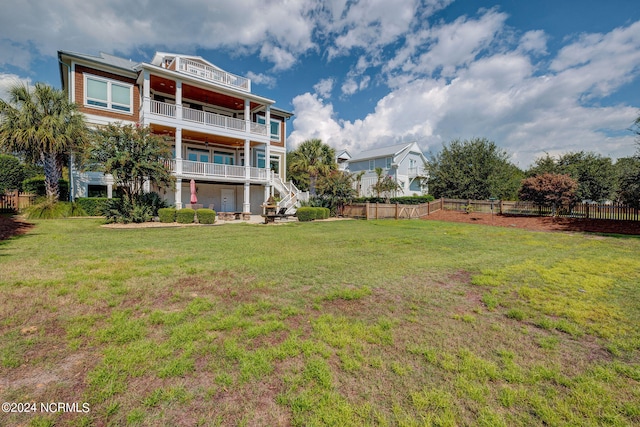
xmin=346 ymin=142 xmax=429 ymax=197
xmin=58 ymin=50 xmax=302 ymax=214
xmin=335 ymin=149 xmax=351 ymax=171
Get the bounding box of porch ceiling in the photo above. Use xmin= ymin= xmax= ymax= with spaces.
xmin=149 ymin=124 xmax=264 ymax=148
xmin=149 ymin=75 xmax=263 ymax=111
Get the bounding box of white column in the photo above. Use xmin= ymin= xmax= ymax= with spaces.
xmin=175 ymin=127 xmax=182 ymax=175
xmin=265 ymin=106 xmax=271 ymax=169
xmin=243 ymin=183 xmax=251 ymax=213
xmin=176 ymin=80 xmax=182 ymax=120
xmin=175 ymin=178 xmax=182 ymax=209
xmin=142 ymin=70 xmax=151 ymax=125
xmin=244 ymin=98 xmax=250 ymax=133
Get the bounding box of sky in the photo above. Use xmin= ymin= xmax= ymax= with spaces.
xmin=1 ymin=0 xmax=639 ymax=168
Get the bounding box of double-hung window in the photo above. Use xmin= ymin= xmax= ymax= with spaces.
xmin=85 ymin=75 xmax=132 ymax=113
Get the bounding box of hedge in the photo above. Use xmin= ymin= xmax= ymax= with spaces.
xmin=196 ymin=208 xmax=216 ymax=224
xmin=75 ymin=197 xmax=114 ymax=216
xmin=158 ymin=208 xmax=177 ymax=223
xmin=0 ymin=154 xmax=25 ymax=193
xmin=22 ymin=176 xmax=69 ymax=200
xmin=176 ymin=208 xmax=195 ymax=224
xmin=296 ymin=207 xmax=329 ymax=222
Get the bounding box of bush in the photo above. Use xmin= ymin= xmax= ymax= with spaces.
xmin=138 ymin=191 xmax=168 ymax=216
xmin=102 ymin=198 xmax=153 ymax=224
xmin=24 ymin=199 xmax=86 ymax=219
xmin=0 ymin=154 xmax=25 ymax=193
xmin=158 ymin=208 xmax=176 ymax=223
xmin=296 ymin=207 xmax=315 ymax=222
xmin=317 ymin=207 xmax=330 ymax=219
xmin=22 ymin=176 xmax=69 ymax=200
xmin=196 ymin=208 xmax=216 ymax=224
xmin=176 ymin=208 xmax=195 ymax=224
xmin=296 ymin=207 xmax=329 ymax=221
xmin=76 ymin=197 xmax=113 ymax=216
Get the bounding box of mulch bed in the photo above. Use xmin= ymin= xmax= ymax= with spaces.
xmin=422 ymin=210 xmax=640 ymax=235
xmin=0 ymin=215 xmax=34 ymax=241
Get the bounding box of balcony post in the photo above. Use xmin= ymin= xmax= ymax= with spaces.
xmin=175 ymin=178 xmax=182 ymax=209
xmin=142 ymin=70 xmax=151 ymax=125
xmin=244 ymin=98 xmax=250 ymax=134
xmin=244 ymin=139 xmax=250 ymax=180
xmin=176 ymin=80 xmax=182 ymax=120
xmin=175 ymin=127 xmax=183 ymax=175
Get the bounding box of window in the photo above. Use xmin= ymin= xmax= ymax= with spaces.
xmin=256 ymin=151 xmax=266 ymax=168
xmin=386 ymin=157 xmax=392 ymax=168
xmin=213 ymin=151 xmax=234 ymax=165
xmin=257 ymin=115 xmax=282 ymax=140
xmin=369 ymin=160 xmax=375 ymax=171
xmin=187 ymin=148 xmax=209 ymax=163
xmin=270 ymin=155 xmax=280 ymax=174
xmin=85 ymin=75 xmax=132 ymax=113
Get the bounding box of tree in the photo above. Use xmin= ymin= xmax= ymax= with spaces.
xmin=316 ymin=170 xmax=356 ymax=216
xmin=427 ymin=137 xmax=523 ymax=200
xmin=527 ymin=151 xmax=617 ymax=203
xmin=519 ymin=173 xmax=578 ymax=216
xmin=0 ymin=82 xmax=87 ymax=201
xmin=614 ymin=157 xmax=640 ymax=208
xmin=88 ymin=123 xmax=174 ymax=219
xmin=372 ymin=167 xmax=401 ymax=202
xmin=288 ymin=139 xmax=336 ymax=196
xmin=0 ymin=154 xmax=25 ymax=192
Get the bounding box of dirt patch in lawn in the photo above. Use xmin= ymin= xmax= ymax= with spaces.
xmin=422 ymin=210 xmax=640 ymax=235
xmin=0 ymin=215 xmax=34 ymax=241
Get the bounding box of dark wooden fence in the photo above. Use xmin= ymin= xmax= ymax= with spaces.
xmin=344 ymin=198 xmax=639 ymax=221
xmin=0 ymin=191 xmax=36 ymax=213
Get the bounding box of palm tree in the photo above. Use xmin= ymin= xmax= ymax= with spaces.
xmin=288 ymin=139 xmax=336 ymax=196
xmin=0 ymin=82 xmax=87 ymax=201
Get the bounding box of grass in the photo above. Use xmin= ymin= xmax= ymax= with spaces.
xmin=0 ymin=218 xmax=639 ymax=426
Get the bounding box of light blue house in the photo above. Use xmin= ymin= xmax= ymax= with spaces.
xmin=346 ymin=142 xmax=429 ymax=197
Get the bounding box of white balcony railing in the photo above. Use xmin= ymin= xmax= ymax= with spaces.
xmin=149 ymin=100 xmax=267 ymax=137
xmin=408 ymin=167 xmax=428 ymax=177
xmin=178 ymin=58 xmax=250 ymax=92
xmin=151 ymin=100 xmax=176 ymax=117
xmin=166 ymin=159 xmax=269 ymax=181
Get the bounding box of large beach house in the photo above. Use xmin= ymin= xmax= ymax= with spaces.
xmin=58 ymin=50 xmax=301 ymax=215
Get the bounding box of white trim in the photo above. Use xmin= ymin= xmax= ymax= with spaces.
xmin=256 ymin=114 xmax=282 ymax=141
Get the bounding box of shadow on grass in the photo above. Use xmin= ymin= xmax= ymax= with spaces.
xmin=0 ymin=214 xmax=35 ymax=243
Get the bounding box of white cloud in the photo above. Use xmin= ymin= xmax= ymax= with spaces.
xmin=0 ymin=73 xmax=32 ymax=101
xmin=313 ymin=78 xmax=335 ymax=98
xmin=292 ymin=19 xmax=640 ymax=167
xmin=245 ymin=71 xmax=276 ymax=89
xmin=0 ymin=0 xmax=318 ymax=71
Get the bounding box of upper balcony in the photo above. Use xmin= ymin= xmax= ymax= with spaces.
xmin=145 ymin=99 xmax=268 ymax=139
xmin=177 ymin=58 xmax=250 ymax=92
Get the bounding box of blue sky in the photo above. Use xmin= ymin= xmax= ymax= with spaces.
xmin=1 ymin=0 xmax=639 ymax=167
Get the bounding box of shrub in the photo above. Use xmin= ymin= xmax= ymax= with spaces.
xmin=138 ymin=191 xmax=168 ymax=216
xmin=0 ymin=154 xmax=25 ymax=192
xmin=196 ymin=208 xmax=216 ymax=224
xmin=158 ymin=208 xmax=177 ymax=223
xmin=176 ymin=208 xmax=195 ymax=224
xmin=296 ymin=207 xmax=315 ymax=222
xmin=22 ymin=176 xmax=69 ymax=200
xmin=318 ymin=207 xmax=330 ymax=219
xmin=76 ymin=197 xmax=113 ymax=216
xmin=24 ymin=199 xmax=86 ymax=219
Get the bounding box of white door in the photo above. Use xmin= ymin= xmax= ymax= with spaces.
xmin=220 ymin=189 xmax=236 ymax=212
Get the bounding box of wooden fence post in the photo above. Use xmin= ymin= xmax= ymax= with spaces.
xmin=375 ymin=203 xmax=379 ymax=219
xmin=395 ymin=203 xmax=399 ymax=219
xmin=366 ymin=202 xmax=370 ymax=220
xmin=499 ymin=200 xmax=503 ymax=215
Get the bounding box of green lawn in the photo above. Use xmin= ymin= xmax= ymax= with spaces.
xmin=1 ymin=218 xmax=639 ymax=426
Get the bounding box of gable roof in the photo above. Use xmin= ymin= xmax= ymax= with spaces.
xmin=58 ymin=50 xmax=138 ymax=72
xmin=349 ymin=142 xmax=415 ymax=162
